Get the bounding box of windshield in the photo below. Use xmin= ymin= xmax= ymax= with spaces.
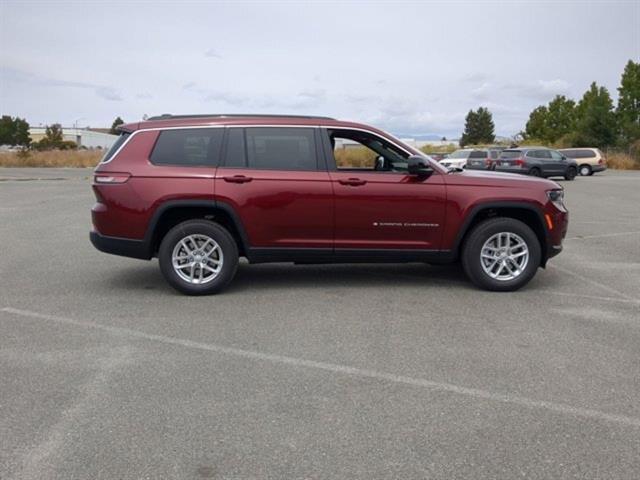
xmin=449 ymin=150 xmax=471 ymax=159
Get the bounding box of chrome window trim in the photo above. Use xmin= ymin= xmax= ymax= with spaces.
xmin=99 ymin=124 xmax=443 ymax=173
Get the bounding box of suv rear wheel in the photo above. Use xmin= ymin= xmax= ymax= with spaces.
xmin=579 ymin=164 xmax=591 ymax=176
xmin=461 ymin=218 xmax=541 ymax=291
xmin=158 ymin=220 xmax=239 ymax=295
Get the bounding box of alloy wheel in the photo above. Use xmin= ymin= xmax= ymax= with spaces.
xmin=480 ymin=232 xmax=530 ymax=281
xmin=171 ymin=234 xmax=223 ymax=284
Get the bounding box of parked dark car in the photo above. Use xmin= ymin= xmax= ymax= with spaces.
xmin=495 ymin=147 xmax=578 ymax=180
xmin=465 ymin=147 xmax=505 ymax=171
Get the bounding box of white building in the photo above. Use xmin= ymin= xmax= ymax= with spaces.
xmin=29 ymin=127 xmax=118 ymax=149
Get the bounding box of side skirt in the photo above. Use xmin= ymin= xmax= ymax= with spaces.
xmin=247 ymin=248 xmax=455 ymax=265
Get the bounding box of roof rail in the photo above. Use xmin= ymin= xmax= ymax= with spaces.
xmin=146 ymin=113 xmax=336 ymax=121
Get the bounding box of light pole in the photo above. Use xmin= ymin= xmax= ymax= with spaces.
xmin=73 ymin=117 xmax=85 ymax=148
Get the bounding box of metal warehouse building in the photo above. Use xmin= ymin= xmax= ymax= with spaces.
xmin=29 ymin=127 xmax=117 ymax=149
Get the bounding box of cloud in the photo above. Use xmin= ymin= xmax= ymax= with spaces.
xmin=507 ymin=79 xmax=571 ymax=100
xmin=203 ymin=91 xmax=248 ymax=106
xmin=95 ymin=87 xmax=123 ymax=101
xmin=204 ymin=48 xmax=222 ymax=58
xmin=470 ymin=82 xmax=491 ymax=101
xmin=1 ymin=65 xmax=123 ymax=102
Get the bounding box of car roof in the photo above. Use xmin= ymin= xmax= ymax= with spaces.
xmin=118 ymin=114 xmax=381 ymax=133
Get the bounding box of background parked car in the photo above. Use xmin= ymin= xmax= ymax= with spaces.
xmin=495 ymin=147 xmax=578 ymax=180
xmin=440 ymin=149 xmax=473 ymax=169
xmin=465 ymin=147 xmax=505 ymax=170
xmin=558 ymin=148 xmax=607 ymax=176
xmin=426 ymin=153 xmax=450 ymax=162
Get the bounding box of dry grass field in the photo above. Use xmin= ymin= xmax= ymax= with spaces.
xmin=0 ymin=149 xmax=102 ymax=168
xmin=0 ymin=147 xmax=638 ymax=170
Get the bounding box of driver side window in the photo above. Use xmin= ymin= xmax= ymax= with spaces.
xmin=328 ymin=129 xmax=409 ymax=172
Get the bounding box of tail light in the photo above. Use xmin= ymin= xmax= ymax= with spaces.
xmin=514 ymin=158 xmax=525 ymax=167
xmin=94 ymin=172 xmax=130 ymax=184
xmin=485 ymin=157 xmax=492 ymax=166
xmin=599 ymin=157 xmax=605 ymax=165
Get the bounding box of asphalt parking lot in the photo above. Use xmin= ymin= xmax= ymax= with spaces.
xmin=1 ymin=168 xmax=639 ymax=479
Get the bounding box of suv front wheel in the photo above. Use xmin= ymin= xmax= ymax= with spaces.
xmin=158 ymin=220 xmax=239 ymax=295
xmin=461 ymin=218 xmax=541 ymax=291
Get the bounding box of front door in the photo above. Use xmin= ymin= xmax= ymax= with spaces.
xmin=322 ymin=128 xmax=446 ymax=250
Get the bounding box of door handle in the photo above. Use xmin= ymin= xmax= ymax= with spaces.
xmin=338 ymin=178 xmax=367 ymax=186
xmin=223 ymin=175 xmax=253 ymax=184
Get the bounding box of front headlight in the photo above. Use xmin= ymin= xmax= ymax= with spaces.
xmin=547 ymin=189 xmax=566 ymax=212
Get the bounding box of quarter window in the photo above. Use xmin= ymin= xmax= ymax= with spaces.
xmin=150 ymin=128 xmax=223 ymax=166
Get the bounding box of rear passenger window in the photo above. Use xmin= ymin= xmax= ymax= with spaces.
xmin=245 ymin=128 xmax=317 ymax=171
xmin=150 ymin=128 xmax=223 ymax=166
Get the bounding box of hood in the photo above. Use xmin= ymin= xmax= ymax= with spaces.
xmin=445 ymin=169 xmax=561 ymax=189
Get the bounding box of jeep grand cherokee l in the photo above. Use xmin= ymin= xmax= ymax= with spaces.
xmin=91 ymin=114 xmax=568 ymax=294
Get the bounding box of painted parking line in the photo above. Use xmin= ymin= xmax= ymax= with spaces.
xmin=2 ymin=306 xmax=640 ymax=429
xmin=566 ymin=230 xmax=640 ymax=240
xmin=549 ymin=264 xmax=637 ymax=302
xmin=540 ymin=290 xmax=640 ymax=306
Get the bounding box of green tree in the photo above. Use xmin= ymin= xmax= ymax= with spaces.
xmin=460 ymin=107 xmax=495 ymax=146
xmin=45 ymin=123 xmax=64 ymax=144
xmin=525 ymin=106 xmax=549 ymax=141
xmin=0 ymin=115 xmax=31 ymax=146
xmin=110 ymin=116 xmax=124 ymax=134
xmin=13 ymin=117 xmax=31 ymax=147
xmin=617 ymin=59 xmax=640 ymax=146
xmin=573 ymin=82 xmax=617 ymax=148
xmin=546 ymin=95 xmax=576 ymax=142
xmin=524 ymin=96 xmax=576 ymax=143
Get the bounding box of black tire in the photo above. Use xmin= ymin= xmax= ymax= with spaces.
xmin=158 ymin=220 xmax=239 ymax=295
xmin=529 ymin=167 xmax=541 ymax=177
xmin=579 ymin=164 xmax=591 ymax=176
xmin=564 ymin=166 xmax=577 ymax=181
xmin=461 ymin=217 xmax=541 ymax=292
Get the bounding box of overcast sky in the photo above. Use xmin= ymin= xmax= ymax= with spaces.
xmin=1 ymin=0 xmax=638 ymax=138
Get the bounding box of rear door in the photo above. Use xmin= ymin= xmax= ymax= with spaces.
xmin=215 ymin=127 xmax=333 ymax=249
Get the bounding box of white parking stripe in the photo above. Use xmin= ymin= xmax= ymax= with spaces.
xmin=567 ymin=231 xmax=640 ymax=240
xmin=2 ymin=306 xmax=640 ymax=429
xmin=549 ymin=264 xmax=637 ymax=302
xmin=540 ymin=290 xmax=640 ymax=306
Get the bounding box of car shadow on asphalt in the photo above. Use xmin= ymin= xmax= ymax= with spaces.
xmin=104 ymin=262 xmax=473 ymax=294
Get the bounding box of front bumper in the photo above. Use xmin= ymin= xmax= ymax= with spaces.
xmin=90 ymin=231 xmax=151 ymax=260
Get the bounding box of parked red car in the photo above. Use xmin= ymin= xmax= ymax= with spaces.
xmin=91 ymin=114 xmax=568 ymax=294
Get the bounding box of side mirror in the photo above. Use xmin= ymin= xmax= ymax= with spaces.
xmin=407 ymin=155 xmax=433 ymax=177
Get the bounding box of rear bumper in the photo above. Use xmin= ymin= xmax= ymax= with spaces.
xmin=90 ymin=231 xmax=151 ymax=260
xmin=592 ymin=164 xmax=607 ymax=173
xmin=466 ymin=164 xmax=492 ymax=170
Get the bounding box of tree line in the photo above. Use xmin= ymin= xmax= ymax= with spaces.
xmin=0 ymin=116 xmax=125 ymax=150
xmin=459 ymin=59 xmax=639 ymax=152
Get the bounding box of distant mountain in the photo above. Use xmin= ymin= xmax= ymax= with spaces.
xmin=393 ymin=133 xmax=449 ymax=141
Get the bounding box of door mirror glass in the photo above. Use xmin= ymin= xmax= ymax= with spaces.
xmin=407 ymin=155 xmax=433 ymax=177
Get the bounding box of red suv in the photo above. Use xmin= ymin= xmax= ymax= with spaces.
xmin=91 ymin=114 xmax=568 ymax=294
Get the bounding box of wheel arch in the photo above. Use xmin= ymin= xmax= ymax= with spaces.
xmin=452 ymin=202 xmax=549 ymax=266
xmin=145 ymin=200 xmax=250 ymax=257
